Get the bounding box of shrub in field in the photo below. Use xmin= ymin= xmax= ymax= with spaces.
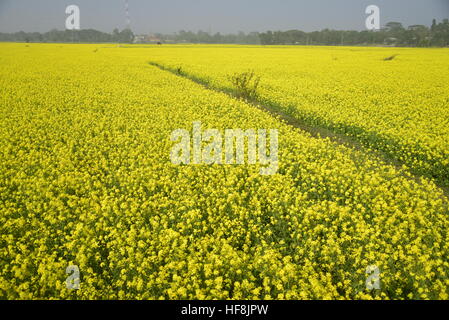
xmin=176 ymin=66 xmax=184 ymax=75
xmin=383 ymin=54 xmax=398 ymax=61
xmin=228 ymin=70 xmax=261 ymax=100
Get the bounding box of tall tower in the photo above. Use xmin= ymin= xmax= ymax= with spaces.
xmin=125 ymin=0 xmax=131 ymax=30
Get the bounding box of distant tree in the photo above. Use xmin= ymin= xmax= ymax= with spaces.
xmin=117 ymin=29 xmax=134 ymax=43
xmin=112 ymin=28 xmax=120 ymax=42
xmin=431 ymin=19 xmax=437 ymax=32
xmin=430 ymin=19 xmax=449 ymax=46
xmin=384 ymin=22 xmax=406 ymax=44
xmin=442 ymin=19 xmax=449 ymax=46
xmin=259 ymin=31 xmax=274 ymax=45
xmin=407 ymin=25 xmax=430 ymax=46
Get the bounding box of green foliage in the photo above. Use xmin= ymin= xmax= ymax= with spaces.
xmin=176 ymin=66 xmax=184 ymax=75
xmin=383 ymin=54 xmax=398 ymax=61
xmin=228 ymin=70 xmax=261 ymax=100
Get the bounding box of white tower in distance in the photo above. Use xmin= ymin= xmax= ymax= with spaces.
xmin=125 ymin=0 xmax=131 ymax=30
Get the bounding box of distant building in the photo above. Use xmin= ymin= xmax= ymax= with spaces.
xmin=384 ymin=37 xmax=398 ymax=45
xmin=133 ymin=34 xmax=163 ymax=44
xmin=146 ymin=35 xmax=162 ymax=43
xmin=133 ymin=35 xmax=146 ymax=43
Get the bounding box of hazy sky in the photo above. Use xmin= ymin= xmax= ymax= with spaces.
xmin=0 ymin=0 xmax=448 ymax=34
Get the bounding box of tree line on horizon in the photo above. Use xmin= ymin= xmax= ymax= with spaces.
xmin=259 ymin=19 xmax=449 ymax=46
xmin=0 ymin=19 xmax=448 ymax=47
xmin=0 ymin=28 xmax=134 ymax=44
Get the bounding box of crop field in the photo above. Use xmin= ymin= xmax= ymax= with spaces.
xmin=148 ymin=45 xmax=449 ymax=186
xmin=1 ymin=43 xmax=449 ymax=300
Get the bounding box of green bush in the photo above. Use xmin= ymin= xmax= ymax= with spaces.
xmin=228 ymin=70 xmax=261 ymax=100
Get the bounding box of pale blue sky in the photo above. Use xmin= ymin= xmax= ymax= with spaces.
xmin=0 ymin=0 xmax=448 ymax=34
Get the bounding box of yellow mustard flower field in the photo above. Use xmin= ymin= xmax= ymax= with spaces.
xmin=1 ymin=43 xmax=449 ymax=300
xmin=148 ymin=45 xmax=449 ymax=186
